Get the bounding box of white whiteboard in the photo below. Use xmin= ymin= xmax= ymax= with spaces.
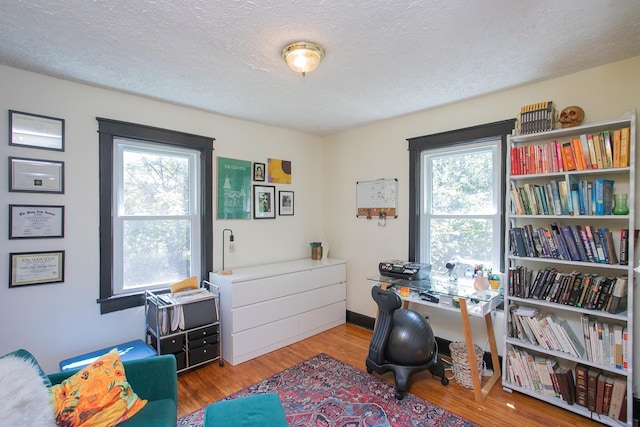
xmin=356 ymin=178 xmax=398 ymax=217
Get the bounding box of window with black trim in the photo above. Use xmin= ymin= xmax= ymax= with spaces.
xmin=408 ymin=120 xmax=515 ymax=276
xmin=97 ymin=118 xmax=214 ymax=314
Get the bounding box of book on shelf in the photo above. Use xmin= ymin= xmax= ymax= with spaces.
xmin=593 ymin=179 xmax=614 ymax=215
xmin=534 ymin=356 xmax=557 ymax=397
xmin=570 ymin=137 xmax=587 ymax=170
xmin=602 ymin=131 xmax=614 ymax=169
xmin=602 ymin=375 xmax=615 ymax=415
xmin=586 ymin=368 xmax=600 ymax=412
xmin=619 ymin=228 xmax=639 ymax=266
xmin=560 ymin=141 xmax=577 ymax=171
xmin=622 ymin=326 xmax=629 ymax=369
xmin=545 ymin=358 xmax=562 ymax=398
xmin=612 ymin=129 xmax=621 ymax=168
xmin=608 ymin=376 xmax=627 ymax=421
xmin=595 ymin=372 xmax=606 ymax=414
xmin=619 ymin=127 xmax=630 ymax=167
xmin=607 ymin=276 xmax=628 ymax=314
xmin=591 ymin=134 xmax=604 ymax=168
xmin=574 ymin=364 xmax=589 ymax=407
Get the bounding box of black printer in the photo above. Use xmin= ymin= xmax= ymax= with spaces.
xmin=378 ymin=260 xmax=431 ymax=280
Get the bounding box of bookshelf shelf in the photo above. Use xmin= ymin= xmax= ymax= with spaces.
xmin=502 ymin=110 xmax=636 ymax=426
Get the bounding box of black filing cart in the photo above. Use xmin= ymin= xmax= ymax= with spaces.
xmin=145 ymin=281 xmax=223 ymax=372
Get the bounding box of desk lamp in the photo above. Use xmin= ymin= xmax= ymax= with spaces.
xmin=220 ymin=228 xmax=235 ymax=275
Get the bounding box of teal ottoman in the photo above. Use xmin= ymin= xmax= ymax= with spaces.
xmin=204 ymin=393 xmax=288 ymax=426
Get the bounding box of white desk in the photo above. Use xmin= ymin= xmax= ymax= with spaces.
xmin=370 ymin=275 xmax=501 ymax=402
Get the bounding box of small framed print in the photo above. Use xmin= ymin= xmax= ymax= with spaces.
xmin=9 ymin=250 xmax=65 ymax=287
xmin=9 ymin=157 xmax=64 ymax=193
xmin=253 ymin=185 xmax=276 ymax=219
xmin=9 ymin=204 xmax=64 ymax=239
xmin=9 ymin=110 xmax=65 ymax=151
xmin=279 ymin=191 xmax=294 ymax=216
xmin=253 ymin=162 xmax=266 ymax=181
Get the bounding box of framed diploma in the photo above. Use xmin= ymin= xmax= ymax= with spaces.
xmin=9 ymin=251 xmax=65 ymax=287
xmin=9 ymin=110 xmax=65 ymax=151
xmin=9 ymin=157 xmax=64 ymax=193
xmin=9 ymin=204 xmax=64 ymax=239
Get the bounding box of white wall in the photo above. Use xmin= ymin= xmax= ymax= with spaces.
xmin=2 ymin=56 xmax=639 ymax=384
xmin=0 ymin=65 xmax=324 ymax=372
xmin=323 ymin=56 xmax=640 ymax=388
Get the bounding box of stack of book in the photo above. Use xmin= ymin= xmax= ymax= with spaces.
xmin=574 ymin=365 xmax=628 ymax=421
xmin=506 ymin=347 xmax=576 ymax=403
xmin=516 ymin=101 xmax=556 ymax=135
xmin=509 ymin=306 xmax=584 ymax=358
xmin=507 ymin=267 xmax=628 ymax=314
xmin=506 ymin=347 xmax=628 ymax=421
xmin=580 ymin=316 xmax=628 ymax=369
xmin=509 ymin=223 xmax=621 ymax=265
xmin=509 ymin=178 xmax=615 ymax=216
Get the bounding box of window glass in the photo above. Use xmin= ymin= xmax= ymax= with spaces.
xmin=421 ymin=141 xmax=502 ymax=276
xmin=113 ymin=139 xmax=200 ymax=294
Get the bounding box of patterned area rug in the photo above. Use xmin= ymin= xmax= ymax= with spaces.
xmin=177 ymin=353 xmax=477 ymax=427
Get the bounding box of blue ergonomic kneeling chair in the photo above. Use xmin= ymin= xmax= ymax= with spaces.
xmin=366 ymin=286 xmax=448 ymax=399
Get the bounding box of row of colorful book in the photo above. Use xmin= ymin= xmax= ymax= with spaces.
xmin=510 ymin=178 xmax=615 ymax=216
xmin=508 ymin=266 xmax=627 ymax=314
xmin=510 ymin=127 xmax=630 ymax=175
xmin=506 ymin=347 xmax=628 ymax=421
xmin=509 ymin=224 xmax=630 ymax=265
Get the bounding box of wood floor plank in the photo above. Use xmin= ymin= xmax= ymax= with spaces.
xmin=177 ymin=324 xmax=603 ymax=427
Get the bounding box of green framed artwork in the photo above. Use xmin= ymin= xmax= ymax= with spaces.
xmin=217 ymin=157 xmax=251 ymax=219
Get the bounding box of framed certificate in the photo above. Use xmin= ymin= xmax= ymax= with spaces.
xmin=9 ymin=204 xmax=65 ymax=239
xmin=9 ymin=157 xmax=64 ymax=193
xmin=9 ymin=251 xmax=65 ymax=287
xmin=9 ymin=110 xmax=65 ymax=151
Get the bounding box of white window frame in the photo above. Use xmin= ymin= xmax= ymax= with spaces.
xmin=419 ymin=140 xmax=503 ymax=273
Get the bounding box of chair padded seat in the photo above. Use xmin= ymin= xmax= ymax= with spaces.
xmin=204 ymin=393 xmax=287 ymax=427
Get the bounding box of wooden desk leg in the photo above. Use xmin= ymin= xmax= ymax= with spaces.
xmin=458 ymin=298 xmax=501 ymax=403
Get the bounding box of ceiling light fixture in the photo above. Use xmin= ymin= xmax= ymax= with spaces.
xmin=281 ymin=41 xmax=325 ymax=76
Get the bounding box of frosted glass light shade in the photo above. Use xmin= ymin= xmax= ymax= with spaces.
xmin=281 ymin=41 xmax=325 ymax=76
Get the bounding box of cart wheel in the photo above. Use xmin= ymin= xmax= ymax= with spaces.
xmin=219 ymin=360 xmax=224 ymax=367
xmin=441 ymin=377 xmax=449 ymax=385
xmin=395 ymin=390 xmax=404 ymax=400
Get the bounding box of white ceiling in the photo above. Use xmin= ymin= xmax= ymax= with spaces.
xmin=1 ymin=1 xmax=640 ymax=136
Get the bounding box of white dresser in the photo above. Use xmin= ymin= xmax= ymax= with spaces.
xmin=209 ymin=258 xmax=346 ymax=365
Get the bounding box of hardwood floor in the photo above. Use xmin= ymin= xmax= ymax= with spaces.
xmin=177 ymin=323 xmax=603 ymax=427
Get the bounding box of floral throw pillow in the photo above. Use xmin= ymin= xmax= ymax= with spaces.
xmin=51 ymin=348 xmax=146 ymax=427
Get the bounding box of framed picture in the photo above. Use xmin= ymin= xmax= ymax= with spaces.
xmin=9 ymin=250 xmax=65 ymax=287
xmin=253 ymin=185 xmax=276 ymax=219
xmin=279 ymin=191 xmax=294 ymax=216
xmin=9 ymin=204 xmax=64 ymax=239
xmin=9 ymin=110 xmax=65 ymax=151
xmin=9 ymin=157 xmax=64 ymax=193
xmin=253 ymin=162 xmax=266 ymax=181
xmin=217 ymin=157 xmax=251 ymax=219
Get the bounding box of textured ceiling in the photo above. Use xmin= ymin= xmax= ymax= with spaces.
xmin=1 ymin=1 xmax=640 ymax=135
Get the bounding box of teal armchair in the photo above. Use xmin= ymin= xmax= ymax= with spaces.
xmin=4 ymin=349 xmax=178 ymax=427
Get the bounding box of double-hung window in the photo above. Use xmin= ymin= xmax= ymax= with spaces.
xmin=408 ymin=120 xmax=515 ymax=277
xmin=98 ymin=118 xmax=213 ymax=314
